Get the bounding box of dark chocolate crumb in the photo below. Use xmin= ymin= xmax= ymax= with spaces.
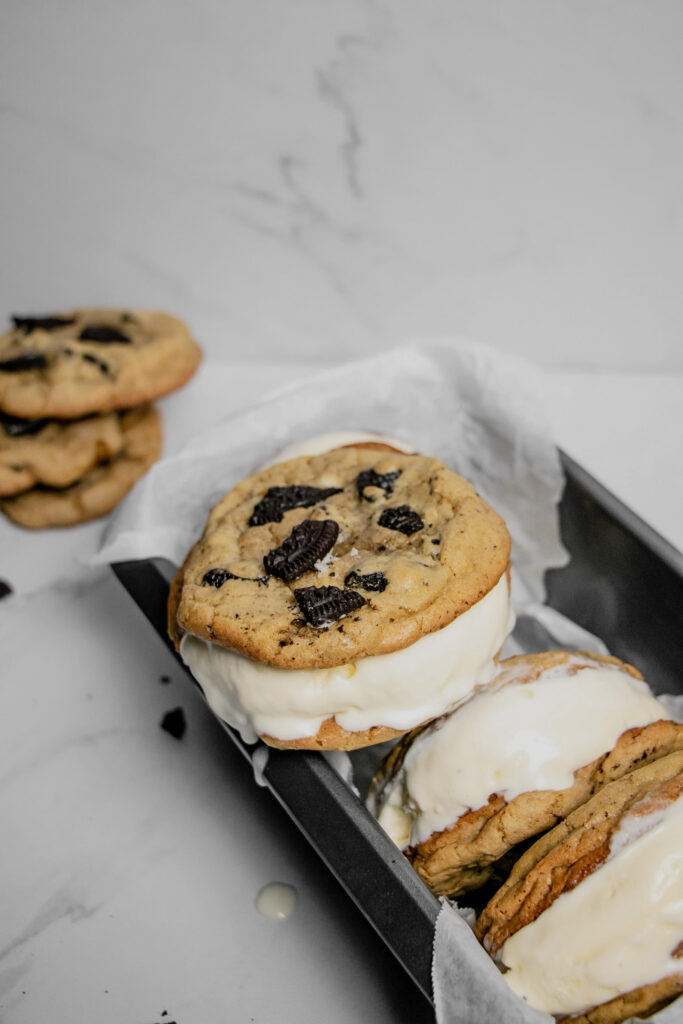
xmin=79 ymin=324 xmax=131 ymax=343
xmin=159 ymin=675 xmax=171 ymax=685
xmin=378 ymin=505 xmax=424 ymax=535
xmin=344 ymin=570 xmax=388 ymax=593
xmin=81 ymin=351 xmax=111 ymax=374
xmin=356 ymin=467 xmax=402 ymax=501
xmin=11 ymin=315 xmax=74 ymax=333
xmin=0 ymin=580 xmax=13 ymax=599
xmin=432 ymin=538 xmax=441 ymax=545
xmin=202 ymin=568 xmax=268 ymax=587
xmin=0 ymin=351 xmax=48 ymax=372
xmin=160 ymin=707 xmax=186 ymax=740
xmin=0 ymin=412 xmax=48 ymax=437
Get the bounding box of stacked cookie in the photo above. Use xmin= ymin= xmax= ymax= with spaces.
xmin=168 ymin=440 xmax=513 ymax=750
xmin=0 ymin=309 xmax=201 ymax=527
xmin=369 ymin=650 xmax=683 ymax=1020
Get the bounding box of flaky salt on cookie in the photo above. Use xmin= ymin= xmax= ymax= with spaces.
xmin=169 ymin=441 xmax=513 ymax=751
xmin=476 ymin=751 xmax=683 ymax=1023
xmin=368 ymin=650 xmax=683 ymax=897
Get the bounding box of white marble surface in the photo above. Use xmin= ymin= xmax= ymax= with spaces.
xmin=2 ymin=2 xmax=683 ymax=1021
xmin=2 ymin=1 xmax=683 ymax=371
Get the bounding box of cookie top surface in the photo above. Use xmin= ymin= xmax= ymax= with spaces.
xmin=1 ymin=403 xmax=162 ymax=528
xmin=0 ymin=410 xmax=124 ymax=496
xmin=174 ymin=446 xmax=510 ymax=669
xmin=0 ymin=308 xmax=202 ymax=419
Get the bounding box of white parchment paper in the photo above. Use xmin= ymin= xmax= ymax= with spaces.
xmin=95 ymin=338 xmax=679 ymax=1024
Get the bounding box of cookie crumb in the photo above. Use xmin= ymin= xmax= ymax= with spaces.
xmin=159 ymin=675 xmax=171 ymax=684
xmin=160 ymin=707 xmax=186 ymax=740
xmin=0 ymin=579 xmax=13 ymax=599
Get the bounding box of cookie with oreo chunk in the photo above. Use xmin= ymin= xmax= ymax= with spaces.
xmin=0 ymin=410 xmax=125 ymax=497
xmin=1 ymin=404 xmax=162 ymax=527
xmin=0 ymin=309 xmax=201 ymax=419
xmin=169 ymin=442 xmax=512 ymax=751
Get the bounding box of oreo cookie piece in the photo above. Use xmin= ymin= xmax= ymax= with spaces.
xmin=294 ymin=585 xmax=366 ymax=627
xmin=160 ymin=706 xmax=186 ymax=740
xmin=356 ymin=467 xmax=401 ymax=501
xmin=378 ymin=505 xmax=424 ymax=535
xmin=0 ymin=351 xmax=48 ymax=373
xmin=78 ymin=324 xmax=131 ymax=344
xmin=80 ymin=352 xmax=111 ymax=375
xmin=344 ymin=569 xmax=388 ymax=592
xmin=11 ymin=315 xmax=75 ymax=333
xmin=0 ymin=412 xmax=48 ymax=438
xmin=264 ymin=519 xmax=339 ymax=583
xmin=202 ymin=568 xmax=268 ymax=587
xmin=249 ymin=484 xmax=343 ymax=526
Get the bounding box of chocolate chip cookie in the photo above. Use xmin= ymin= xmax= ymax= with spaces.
xmin=172 ymin=446 xmax=510 ymax=668
xmin=0 ymin=309 xmax=201 ymax=419
xmin=1 ymin=403 xmax=162 ymax=527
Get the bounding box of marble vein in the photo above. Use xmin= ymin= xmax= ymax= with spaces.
xmin=0 ymin=892 xmax=103 ymax=964
xmin=230 ymin=156 xmax=379 ymax=335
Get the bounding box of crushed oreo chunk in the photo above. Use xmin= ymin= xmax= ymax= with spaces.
xmin=79 ymin=324 xmax=131 ymax=343
xmin=344 ymin=570 xmax=388 ymax=593
xmin=356 ymin=467 xmax=402 ymax=501
xmin=11 ymin=315 xmax=75 ymax=333
xmin=160 ymin=706 xmax=186 ymax=740
xmin=378 ymin=505 xmax=424 ymax=535
xmin=80 ymin=352 xmax=111 ymax=374
xmin=0 ymin=351 xmax=48 ymax=372
xmin=0 ymin=580 xmax=13 ymax=600
xmin=294 ymin=585 xmax=365 ymax=627
xmin=0 ymin=412 xmax=48 ymax=437
xmin=202 ymin=568 xmax=268 ymax=587
xmin=249 ymin=484 xmax=343 ymax=526
xmin=264 ymin=519 xmax=339 ymax=583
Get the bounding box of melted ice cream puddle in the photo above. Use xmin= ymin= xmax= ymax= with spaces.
xmin=255 ymin=882 xmax=297 ymax=921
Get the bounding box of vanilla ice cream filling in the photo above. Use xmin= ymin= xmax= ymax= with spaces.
xmin=500 ymin=795 xmax=683 ymax=1016
xmin=378 ymin=658 xmax=668 ymax=848
xmin=261 ymin=430 xmax=416 ymax=466
xmin=180 ymin=573 xmax=513 ymax=744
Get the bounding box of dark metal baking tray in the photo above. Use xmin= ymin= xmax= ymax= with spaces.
xmin=111 ymin=449 xmax=683 ymax=1007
